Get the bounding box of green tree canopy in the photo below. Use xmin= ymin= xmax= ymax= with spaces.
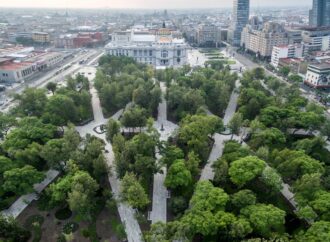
xmin=241 ymin=204 xmax=286 ymax=238
xmin=120 ymin=172 xmax=150 ymax=210
xmin=3 ymin=165 xmax=45 ymax=195
xmin=229 ymin=156 xmax=266 ymax=186
xmin=165 ymin=160 xmax=192 ymax=190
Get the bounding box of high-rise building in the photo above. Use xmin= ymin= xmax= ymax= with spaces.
xmin=228 ymin=0 xmax=250 ymax=46
xmin=309 ymin=0 xmax=330 ymax=27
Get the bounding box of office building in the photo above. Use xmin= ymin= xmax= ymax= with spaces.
xmin=228 ymin=0 xmax=250 ymax=46
xmin=309 ymin=0 xmax=330 ymax=27
xmin=301 ymin=27 xmax=330 ymax=53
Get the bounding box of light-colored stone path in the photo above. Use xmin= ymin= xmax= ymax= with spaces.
xmin=75 ymin=66 xmax=142 ymax=242
xmin=150 ymin=82 xmax=178 ymax=224
xmin=1 ymin=169 xmax=60 ymax=218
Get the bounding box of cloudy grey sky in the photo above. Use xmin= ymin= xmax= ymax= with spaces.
xmin=0 ymin=0 xmax=312 ymax=9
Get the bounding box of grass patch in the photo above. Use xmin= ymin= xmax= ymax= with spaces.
xmin=110 ymin=219 xmax=127 ymax=240
xmin=24 ymin=215 xmax=44 ymax=242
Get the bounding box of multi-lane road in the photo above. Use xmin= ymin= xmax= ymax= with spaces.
xmin=0 ymin=49 xmax=104 ymax=113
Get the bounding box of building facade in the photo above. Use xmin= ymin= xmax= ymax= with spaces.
xmin=196 ymin=24 xmax=221 ymax=47
xmin=271 ymin=44 xmax=304 ymax=68
xmin=241 ymin=22 xmax=289 ymax=58
xmin=105 ymin=29 xmax=188 ymax=68
xmin=32 ymin=32 xmax=50 ymax=43
xmin=228 ymin=0 xmax=250 ymax=46
xmin=310 ymin=0 xmax=330 ymax=27
xmin=302 ymin=27 xmax=330 ymax=53
xmin=305 ymin=63 xmax=330 ymax=88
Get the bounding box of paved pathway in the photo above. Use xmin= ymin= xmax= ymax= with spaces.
xmin=150 ymin=82 xmax=178 ymax=224
xmin=223 ymin=80 xmax=241 ymax=126
xmin=75 ymin=67 xmax=142 ymax=242
xmin=1 ymin=169 xmax=60 ymax=218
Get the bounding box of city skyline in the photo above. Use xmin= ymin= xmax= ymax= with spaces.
xmin=0 ymin=0 xmax=312 ymax=9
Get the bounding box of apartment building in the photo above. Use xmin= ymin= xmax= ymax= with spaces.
xmin=241 ymin=22 xmax=289 ymax=58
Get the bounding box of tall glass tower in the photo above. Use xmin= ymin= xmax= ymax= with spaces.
xmin=310 ymin=0 xmax=330 ymax=27
xmin=229 ymin=0 xmax=250 ymax=46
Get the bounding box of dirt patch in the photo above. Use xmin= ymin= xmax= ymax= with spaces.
xmin=17 ymin=199 xmax=123 ymax=242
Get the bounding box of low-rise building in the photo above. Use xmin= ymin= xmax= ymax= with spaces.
xmin=105 ymin=29 xmax=188 ymax=68
xmin=0 ymin=47 xmax=63 ymax=83
xmin=304 ymin=63 xmax=330 ymax=88
xmin=271 ymin=44 xmax=304 ymax=68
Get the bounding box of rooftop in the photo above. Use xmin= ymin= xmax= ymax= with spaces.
xmin=0 ymin=61 xmax=33 ymax=71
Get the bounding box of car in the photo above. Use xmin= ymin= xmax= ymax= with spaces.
xmin=88 ymin=72 xmax=92 ymax=75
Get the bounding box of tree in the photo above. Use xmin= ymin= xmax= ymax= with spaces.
xmin=190 ymin=181 xmax=229 ymax=212
xmin=260 ymin=166 xmax=283 ymax=192
xmin=229 ymin=156 xmax=266 ymax=186
xmin=288 ymin=74 xmax=303 ymax=83
xmin=279 ymin=66 xmax=290 ymax=77
xmin=0 ymin=156 xmax=16 ymax=175
xmin=46 ymin=82 xmax=57 ymax=94
xmin=120 ymin=106 xmax=147 ymax=130
xmin=299 ymin=221 xmax=330 ymax=242
xmin=241 ymin=204 xmax=286 ymax=238
xmin=250 ymin=127 xmax=286 ymax=150
xmin=67 ymin=171 xmax=99 ymax=221
xmin=231 ymin=190 xmax=256 ymax=210
xmin=0 ymin=214 xmax=30 ymax=241
xmin=185 ymin=151 xmax=200 ymax=177
xmin=180 ymin=181 xmax=230 ymax=237
xmin=106 ymin=118 xmax=121 ymax=142
xmin=228 ymin=113 xmax=243 ymax=135
xmin=293 ymin=173 xmax=323 ymax=204
xmin=3 ymin=165 xmax=45 ymax=195
xmin=252 ymin=67 xmax=265 ymax=80
xmin=41 ymin=139 xmax=66 ymax=171
xmin=230 ymin=218 xmax=253 ymax=239
xmin=178 ymin=114 xmax=223 ymax=159
xmin=276 ymin=152 xmax=324 ymax=181
xmin=165 ymin=160 xmax=192 ymax=190
xmin=311 ymin=192 xmax=330 ymax=221
xmin=15 ymin=88 xmax=47 ymax=117
xmin=161 ymin=145 xmax=184 ymax=167
xmin=120 ymin=172 xmax=150 ymax=209
xmin=43 ymin=94 xmax=78 ymax=126
xmin=15 ymin=142 xmax=44 ymax=170
xmin=0 ymin=113 xmax=16 ymax=138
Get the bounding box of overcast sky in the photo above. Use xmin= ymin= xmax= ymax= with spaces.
xmin=0 ymin=0 xmax=312 ymax=9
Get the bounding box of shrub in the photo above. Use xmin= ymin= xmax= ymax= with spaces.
xmin=62 ymin=222 xmax=79 ymax=234
xmin=55 ymin=208 xmax=72 ymax=220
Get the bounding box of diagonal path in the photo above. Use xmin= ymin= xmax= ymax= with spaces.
xmin=200 ymin=78 xmax=241 ymax=181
